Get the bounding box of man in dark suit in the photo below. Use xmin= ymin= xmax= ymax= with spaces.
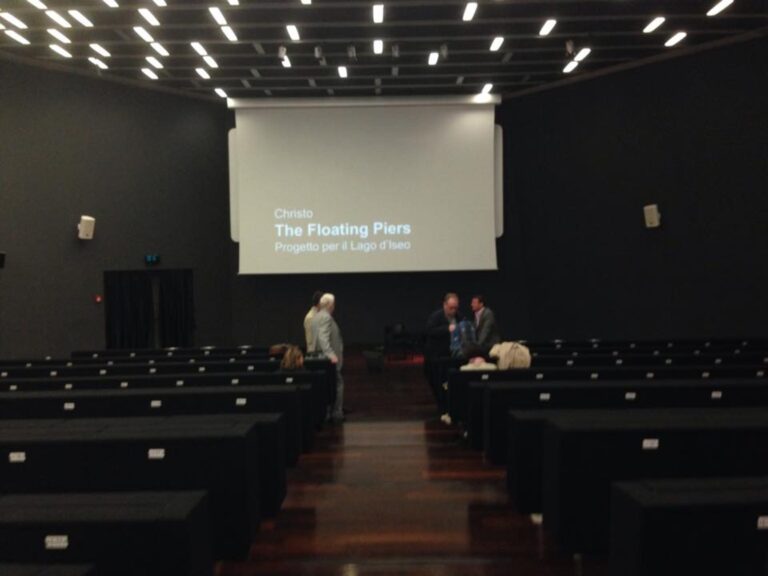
xmin=425 ymin=293 xmax=462 ymax=418
xmin=471 ymin=294 xmax=501 ymax=353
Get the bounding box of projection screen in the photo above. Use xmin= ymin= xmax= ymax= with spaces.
xmin=229 ymin=97 xmax=500 ymax=275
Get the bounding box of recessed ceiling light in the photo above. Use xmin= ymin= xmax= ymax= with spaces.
xmin=90 ymin=43 xmax=111 ymax=57
xmin=196 ymin=67 xmax=210 ymax=79
xmin=455 ymin=76 xmax=464 ymax=85
xmin=391 ymin=65 xmax=399 ymax=76
xmin=88 ymin=56 xmax=108 ymax=69
xmin=138 ymin=8 xmax=160 ymax=26
xmin=68 ymin=10 xmax=93 ymax=27
xmin=373 ymin=4 xmax=384 ymax=24
xmin=574 ymin=47 xmax=591 ymax=62
xmin=45 ymin=10 xmax=71 ymax=28
xmin=241 ymin=79 xmax=252 ymax=88
xmin=215 ymin=88 xmax=227 ymax=98
xmin=428 ymin=52 xmax=439 ymax=65
xmin=133 ymin=26 xmax=154 ymax=43
xmin=47 ymin=28 xmax=71 ymax=44
xmin=481 ymin=83 xmax=493 ymax=94
xmin=643 ymin=16 xmax=665 ymax=33
xmin=151 ymin=42 xmax=169 ymax=56
xmin=49 ymin=43 xmax=72 ymax=58
xmin=191 ymin=42 xmax=207 ymax=56
xmin=282 ymin=56 xmax=292 ymax=68
xmin=707 ymin=0 xmax=734 ymax=16
xmin=204 ymin=55 xmax=219 ymax=68
xmin=0 ymin=13 xmax=28 ymax=29
xmin=208 ymin=7 xmax=227 ymax=26
xmin=27 ymin=0 xmax=47 ymax=9
xmin=152 ymin=0 xmax=166 ymax=6
xmin=102 ymin=0 xmax=118 ymax=7
xmin=563 ymin=60 xmax=578 ymax=73
xmin=5 ymin=30 xmax=30 ymax=45
xmin=222 ymin=26 xmax=237 ymax=41
xmin=665 ymin=31 xmax=687 ymax=47
xmin=373 ymin=39 xmax=383 ymax=54
xmin=490 ymin=37 xmax=504 ymax=51
xmin=142 ymin=68 xmax=159 ymax=80
xmin=463 ymin=2 xmax=477 ymax=21
xmin=540 ymin=19 xmax=557 ymax=36
xmin=250 ymin=68 xmax=260 ymax=77
xmin=146 ymin=56 xmax=163 ymax=69
xmin=301 ymin=0 xmax=312 ymax=4
xmin=286 ymin=25 xmax=300 ymax=41
xmin=338 ymin=65 xmax=348 ymax=78
xmin=228 ymin=0 xmax=239 ymax=4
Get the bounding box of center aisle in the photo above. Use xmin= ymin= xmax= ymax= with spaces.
xmin=219 ymin=352 xmax=608 ymax=576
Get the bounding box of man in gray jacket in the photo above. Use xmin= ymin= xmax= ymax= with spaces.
xmin=311 ymin=293 xmax=344 ymax=422
xmin=471 ymin=294 xmax=501 ymax=353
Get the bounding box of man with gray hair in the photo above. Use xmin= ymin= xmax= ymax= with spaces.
xmin=310 ymin=292 xmax=345 ymax=422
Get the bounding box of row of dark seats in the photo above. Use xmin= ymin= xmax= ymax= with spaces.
xmin=0 ymin=347 xmax=335 ymax=574
xmin=451 ymin=339 xmax=768 ymax=574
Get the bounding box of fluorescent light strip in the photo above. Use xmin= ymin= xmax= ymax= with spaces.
xmin=146 ymin=56 xmax=163 ymax=69
xmin=490 ymin=37 xmax=504 ymax=51
xmin=540 ymin=19 xmax=557 ymax=36
xmin=47 ymin=28 xmax=71 ymax=44
xmin=68 ymin=10 xmax=93 ymax=27
xmin=373 ymin=4 xmax=384 ymax=23
xmin=133 ymin=26 xmax=154 ymax=43
xmin=338 ymin=65 xmax=348 ymax=78
xmin=282 ymin=56 xmax=291 ymax=68
xmin=152 ymin=0 xmax=167 ymax=6
xmin=215 ymin=88 xmax=227 ymax=98
xmin=428 ymin=52 xmax=438 ymax=65
xmin=191 ymin=42 xmax=207 ymax=56
xmin=373 ymin=39 xmax=383 ymax=54
xmin=0 ymin=13 xmax=28 ymax=30
xmin=151 ymin=42 xmax=169 ymax=56
xmin=228 ymin=0 xmax=239 ymax=4
xmin=481 ymin=83 xmax=493 ymax=94
xmin=665 ymin=31 xmax=687 ymax=47
xmin=196 ymin=67 xmax=210 ymax=79
xmin=222 ymin=25 xmax=237 ymax=41
xmin=141 ymin=68 xmax=158 ymax=80
xmin=49 ymin=43 xmax=72 ymax=58
xmin=208 ymin=7 xmax=227 ymax=26
xmin=574 ymin=47 xmax=591 ymax=62
xmin=286 ymin=25 xmax=300 ymax=41
xmin=301 ymin=0 xmax=312 ymax=5
xmin=45 ymin=10 xmax=71 ymax=28
xmin=88 ymin=56 xmax=108 ymax=69
xmin=563 ymin=60 xmax=578 ymax=73
xmin=204 ymin=55 xmax=218 ymax=68
xmin=643 ymin=16 xmax=665 ymax=33
xmin=102 ymin=0 xmax=118 ymax=7
xmin=5 ymin=30 xmax=30 ymax=45
xmin=463 ymin=2 xmax=477 ymax=21
xmin=27 ymin=0 xmax=47 ymax=9
xmin=707 ymin=0 xmax=734 ymax=16
xmin=138 ymin=8 xmax=160 ymax=26
xmin=90 ymin=43 xmax=111 ymax=57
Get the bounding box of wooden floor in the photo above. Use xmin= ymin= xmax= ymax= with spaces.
xmin=218 ymin=352 xmax=608 ymax=576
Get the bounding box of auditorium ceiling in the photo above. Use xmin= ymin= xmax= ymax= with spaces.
xmin=1 ymin=0 xmax=767 ymax=100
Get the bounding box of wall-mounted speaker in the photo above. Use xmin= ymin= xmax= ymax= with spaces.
xmin=78 ymin=216 xmax=96 ymax=240
xmin=643 ymin=204 xmax=661 ymax=229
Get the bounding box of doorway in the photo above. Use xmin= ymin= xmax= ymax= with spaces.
xmin=104 ymin=269 xmax=195 ymax=349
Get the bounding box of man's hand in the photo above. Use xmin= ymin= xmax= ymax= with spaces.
xmin=448 ymin=324 xmax=456 ymax=333
xmin=329 ymin=354 xmax=339 ymax=364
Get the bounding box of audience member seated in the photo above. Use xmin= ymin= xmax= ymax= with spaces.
xmin=489 ymin=341 xmax=531 ymax=369
xmin=280 ymin=345 xmax=305 ymax=371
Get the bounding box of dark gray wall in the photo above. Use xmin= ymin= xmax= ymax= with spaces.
xmin=2 ymin=36 xmax=766 ymax=356
xmin=232 ymin=36 xmax=768 ymax=345
xmin=0 ymin=61 xmax=233 ymax=357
